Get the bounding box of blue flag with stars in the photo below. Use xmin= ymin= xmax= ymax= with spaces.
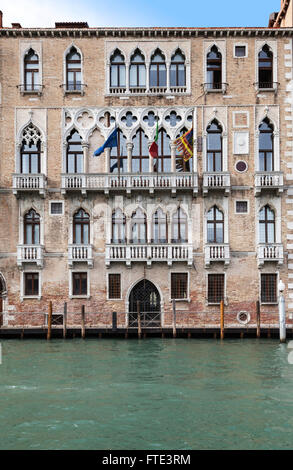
xmin=94 ymin=127 xmax=118 ymax=156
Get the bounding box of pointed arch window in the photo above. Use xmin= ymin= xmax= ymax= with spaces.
xmin=20 ymin=123 xmax=42 ymax=174
xmin=207 ymin=120 xmax=222 ymax=172
xmin=132 ymin=128 xmax=149 ymax=172
xmin=259 ymin=205 xmax=275 ymax=244
xmin=73 ymin=209 xmax=90 ymax=244
xmin=112 ymin=209 xmax=126 ymax=244
xmin=66 ymin=130 xmax=83 ymax=173
xmin=207 ymin=206 xmax=224 ymax=243
xmin=131 ymin=209 xmax=147 ymax=244
xmin=129 ymin=50 xmax=146 ymax=88
xmin=24 ymin=49 xmax=39 ymax=92
xmin=24 ymin=209 xmax=40 ymax=245
xmin=172 ymin=208 xmax=188 ymax=243
xmin=152 ymin=209 xmax=168 ymax=243
xmin=176 ymin=127 xmax=192 ymax=172
xmin=154 ymin=129 xmax=171 ymax=173
xmin=110 ymin=129 xmax=127 ymax=173
xmin=66 ymin=47 xmax=82 ymax=91
xmin=150 ymin=49 xmax=166 ymax=88
xmin=258 ymin=45 xmax=273 ymax=89
xmin=259 ymin=119 xmax=274 ymax=171
xmin=110 ymin=50 xmax=126 ymax=88
xmin=207 ymin=46 xmax=222 ymax=90
xmin=170 ymin=50 xmax=186 ymax=87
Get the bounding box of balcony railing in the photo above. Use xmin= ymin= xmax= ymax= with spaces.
xmin=106 ymin=243 xmax=193 ymax=267
xmin=254 ymin=172 xmax=283 ymax=195
xmin=205 ymin=244 xmax=230 ymax=266
xmin=18 ymin=84 xmax=44 ymax=95
xmin=257 ymin=244 xmax=284 ymax=266
xmin=203 ymin=172 xmax=231 ymax=195
xmin=60 ymin=83 xmax=87 ymax=95
xmin=17 ymin=245 xmax=44 ymax=268
xmin=68 ymin=244 xmax=93 ymax=268
xmin=254 ymin=82 xmax=279 ymax=92
xmin=61 ymin=173 xmax=199 ymax=196
xmin=13 ymin=174 xmax=47 ymax=197
xmin=203 ymin=82 xmax=228 ymax=93
xmin=109 ymin=86 xmax=187 ymax=95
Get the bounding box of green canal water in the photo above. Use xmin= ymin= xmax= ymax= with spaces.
xmin=0 ymin=338 xmax=293 ymax=450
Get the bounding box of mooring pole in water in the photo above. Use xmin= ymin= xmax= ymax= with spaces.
xmin=172 ymin=299 xmax=176 ymax=338
xmin=278 ymin=280 xmax=286 ymax=343
xmin=112 ymin=311 xmax=117 ymax=331
xmin=81 ymin=305 xmax=85 ymax=339
xmin=137 ymin=301 xmax=141 ymax=339
xmin=63 ymin=302 xmax=67 ymax=339
xmin=256 ymin=301 xmax=261 ymax=338
xmin=220 ymin=300 xmax=224 ymax=340
xmin=47 ymin=301 xmax=52 ymax=340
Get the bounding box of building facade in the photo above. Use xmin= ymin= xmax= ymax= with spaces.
xmin=0 ymin=2 xmax=293 ymax=330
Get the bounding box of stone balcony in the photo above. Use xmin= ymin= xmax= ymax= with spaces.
xmin=61 ymin=172 xmax=199 ymax=196
xmin=205 ymin=244 xmax=230 ymax=266
xmin=17 ymin=245 xmax=44 ymax=268
xmin=257 ymin=243 xmax=284 ymax=266
xmin=254 ymin=172 xmax=284 ymax=196
xmin=203 ymin=172 xmax=231 ymax=196
xmin=68 ymin=244 xmax=93 ymax=268
xmin=105 ymin=243 xmax=193 ymax=267
xmin=13 ymin=174 xmax=47 ymax=197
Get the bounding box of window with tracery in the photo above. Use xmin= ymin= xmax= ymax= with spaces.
xmin=150 ymin=49 xmax=166 ymax=88
xmin=129 ymin=50 xmax=146 ymax=88
xmin=110 ymin=50 xmax=126 ymax=88
xmin=171 ymin=208 xmax=188 ymax=243
xmin=73 ymin=209 xmax=90 ymax=244
xmin=20 ymin=124 xmax=42 ymax=174
xmin=131 ymin=209 xmax=147 ymax=244
xmin=258 ymin=45 xmax=273 ymax=89
xmin=207 ymin=120 xmax=222 ymax=172
xmin=24 ymin=209 xmax=40 ymax=245
xmin=207 ymin=45 xmax=222 ymax=90
xmin=132 ymin=128 xmax=149 ymax=172
xmin=66 ymin=130 xmax=83 ymax=173
xmin=152 ymin=209 xmax=168 ymax=243
xmin=170 ymin=49 xmax=186 ymax=87
xmin=207 ymin=206 xmax=224 ymax=243
xmin=259 ymin=205 xmax=275 ymax=244
xmin=112 ymin=209 xmax=126 ymax=243
xmin=259 ymin=119 xmax=274 ymax=172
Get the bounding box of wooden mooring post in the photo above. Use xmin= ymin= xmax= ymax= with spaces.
xmin=112 ymin=311 xmax=117 ymax=331
xmin=81 ymin=305 xmax=85 ymax=339
xmin=256 ymin=301 xmax=261 ymax=338
xmin=63 ymin=302 xmax=67 ymax=339
xmin=172 ymin=299 xmax=176 ymax=338
xmin=47 ymin=301 xmax=52 ymax=340
xmin=220 ymin=300 xmax=225 ymax=340
xmin=137 ymin=301 xmax=141 ymax=339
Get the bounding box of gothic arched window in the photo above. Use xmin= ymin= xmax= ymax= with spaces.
xmin=172 ymin=208 xmax=188 ymax=243
xmin=66 ymin=130 xmax=83 ymax=173
xmin=24 ymin=209 xmax=40 ymax=245
xmin=66 ymin=47 xmax=82 ymax=91
xmin=207 ymin=120 xmax=222 ymax=172
xmin=154 ymin=129 xmax=171 ymax=173
xmin=20 ymin=123 xmax=42 ymax=174
xmin=150 ymin=49 xmax=166 ymax=88
xmin=207 ymin=206 xmax=224 ymax=243
xmin=131 ymin=209 xmax=147 ymax=244
xmin=259 ymin=118 xmax=274 ymax=172
xmin=24 ymin=49 xmax=39 ymax=92
xmin=132 ymin=128 xmax=149 ymax=172
xmin=259 ymin=205 xmax=275 ymax=244
xmin=112 ymin=209 xmax=126 ymax=244
xmin=73 ymin=209 xmax=90 ymax=244
xmin=207 ymin=45 xmax=222 ymax=90
xmin=110 ymin=50 xmax=126 ymax=88
xmin=175 ymin=127 xmax=192 ymax=173
xmin=170 ymin=49 xmax=186 ymax=87
xmin=152 ymin=209 xmax=168 ymax=243
xmin=110 ymin=129 xmax=127 ymax=173
xmin=129 ymin=50 xmax=146 ymax=88
xmin=258 ymin=45 xmax=273 ymax=89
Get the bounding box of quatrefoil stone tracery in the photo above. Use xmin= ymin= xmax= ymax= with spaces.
xmin=22 ymin=123 xmax=42 ymax=145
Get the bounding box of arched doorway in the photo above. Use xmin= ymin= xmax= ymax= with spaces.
xmin=129 ymin=279 xmax=161 ymax=327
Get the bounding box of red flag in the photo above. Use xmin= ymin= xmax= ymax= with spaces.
xmin=149 ymin=141 xmax=158 ymax=158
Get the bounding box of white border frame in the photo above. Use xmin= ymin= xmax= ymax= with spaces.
xmin=21 ymin=270 xmax=42 ymax=301
xmin=69 ymin=269 xmax=90 ymax=299
xmin=259 ymin=271 xmax=279 ymax=306
xmin=234 ymin=200 xmax=249 ymax=215
xmin=206 ymin=272 xmax=227 ymax=306
xmin=49 ymin=201 xmax=64 ymax=216
xmin=233 ymin=43 xmax=248 ymax=59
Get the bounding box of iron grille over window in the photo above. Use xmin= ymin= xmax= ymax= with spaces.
xmin=171 ymin=273 xmax=188 ymax=299
xmin=50 ymin=202 xmax=63 ymax=215
xmin=109 ymin=274 xmax=121 ymax=299
xmin=25 ymin=273 xmax=39 ymax=296
xmin=261 ymin=273 xmax=277 ymax=303
xmin=208 ymin=274 xmax=224 ymax=303
xmin=236 ymin=201 xmax=248 ymax=214
xmin=72 ymin=272 xmax=87 ymax=296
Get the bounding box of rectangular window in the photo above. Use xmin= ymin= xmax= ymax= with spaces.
xmin=24 ymin=273 xmax=39 ymax=296
xmin=236 ymin=201 xmax=248 ymax=214
xmin=50 ymin=202 xmax=63 ymax=215
xmin=208 ymin=274 xmax=224 ymax=304
xmin=108 ymin=274 xmax=121 ymax=299
xmin=171 ymin=273 xmax=188 ymax=299
xmin=261 ymin=274 xmax=277 ymax=303
xmin=72 ymin=272 xmax=87 ymax=296
xmin=235 ymin=46 xmax=246 ymax=57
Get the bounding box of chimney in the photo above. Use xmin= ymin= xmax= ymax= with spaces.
xmin=0 ymin=11 xmax=3 ymax=28
xmin=11 ymin=23 xmax=22 ymax=29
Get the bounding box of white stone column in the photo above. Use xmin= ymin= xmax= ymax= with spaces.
xmin=16 ymin=142 xmax=22 ymax=173
xmin=82 ymin=141 xmax=89 ymax=174
xmin=125 ymin=61 xmax=130 ymax=94
xmin=126 ymin=142 xmax=133 ymax=172
xmin=166 ymin=61 xmax=171 ymax=93
xmin=145 ymin=61 xmax=150 ymax=92
xmin=148 ymin=141 xmax=154 ymax=172
xmin=170 ymin=142 xmax=177 ymax=173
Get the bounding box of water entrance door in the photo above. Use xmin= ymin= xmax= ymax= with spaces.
xmin=129 ymin=279 xmax=161 ymax=327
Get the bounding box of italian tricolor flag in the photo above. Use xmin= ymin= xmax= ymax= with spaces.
xmin=149 ymin=118 xmax=159 ymax=158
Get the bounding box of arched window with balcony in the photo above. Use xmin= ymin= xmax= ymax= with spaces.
xmin=24 ymin=209 xmax=40 ymax=245
xmin=152 ymin=209 xmax=168 ymax=243
xmin=132 ymin=128 xmax=149 ymax=172
xmin=176 ymin=127 xmax=192 ymax=172
xmin=170 ymin=49 xmax=186 ymax=87
xmin=207 ymin=206 xmax=224 ymax=243
xmin=66 ymin=130 xmax=83 ymax=173
xmin=20 ymin=123 xmax=42 ymax=174
xmin=150 ymin=49 xmax=166 ymax=88
xmin=206 ymin=120 xmax=223 ymax=172
xmin=66 ymin=47 xmax=82 ymax=91
xmin=112 ymin=209 xmax=126 ymax=243
xmin=73 ymin=209 xmax=90 ymax=244
xmin=24 ymin=49 xmax=39 ymax=92
xmin=172 ymin=207 xmax=188 ymax=243
xmin=129 ymin=50 xmax=146 ymax=89
xmin=259 ymin=118 xmax=274 ymax=172
xmin=259 ymin=205 xmax=275 ymax=244
xmin=207 ymin=45 xmax=222 ymax=90
xmin=110 ymin=129 xmax=127 ymax=173
xmin=131 ymin=209 xmax=147 ymax=244
xmin=110 ymin=49 xmax=126 ymax=90
xmin=154 ymin=129 xmax=171 ymax=173
xmin=258 ymin=45 xmax=273 ymax=89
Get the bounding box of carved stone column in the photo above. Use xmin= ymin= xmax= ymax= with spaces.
xmin=170 ymin=142 xmax=177 ymax=173
xmin=126 ymin=142 xmax=133 ymax=173
xmin=82 ymin=141 xmax=89 ymax=174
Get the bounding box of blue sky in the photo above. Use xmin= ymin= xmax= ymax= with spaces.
xmin=1 ymin=0 xmax=281 ymax=28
